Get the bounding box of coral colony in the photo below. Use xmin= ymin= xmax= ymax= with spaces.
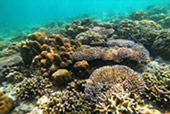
xmin=0 ymin=6 xmax=170 ymax=114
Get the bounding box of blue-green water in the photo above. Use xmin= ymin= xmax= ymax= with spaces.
xmin=0 ymin=0 xmax=169 ymax=30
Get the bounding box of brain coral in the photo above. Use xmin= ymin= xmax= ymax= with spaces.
xmin=85 ymin=65 xmax=145 ymax=101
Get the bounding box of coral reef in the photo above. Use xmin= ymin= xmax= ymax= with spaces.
xmin=16 ymin=76 xmax=53 ymax=100
xmin=73 ymin=44 xmax=150 ymax=63
xmin=72 ymin=60 xmax=92 ymax=79
xmin=51 ymin=69 xmax=72 ymax=86
xmin=0 ymin=92 xmax=14 ymax=114
xmin=129 ymin=11 xmax=148 ymax=20
xmin=76 ymin=29 xmax=106 ymax=46
xmin=0 ymin=42 xmax=21 ymax=57
xmin=151 ymin=30 xmax=170 ymax=59
xmin=147 ymin=6 xmax=168 ymax=15
xmin=64 ymin=18 xmax=93 ymax=39
xmin=106 ymin=39 xmax=135 ymax=47
xmin=85 ymin=65 xmax=145 ymax=101
xmin=72 ymin=45 xmax=105 ymax=61
xmin=143 ymin=69 xmax=170 ymax=106
xmin=66 ymin=79 xmax=87 ymax=92
xmin=38 ymin=90 xmax=95 ymax=114
xmin=116 ymin=19 xmax=162 ymax=46
xmin=95 ymin=92 xmax=148 ymax=114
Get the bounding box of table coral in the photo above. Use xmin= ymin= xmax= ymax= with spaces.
xmin=72 ymin=44 xmax=150 ymax=63
xmin=85 ymin=65 xmax=145 ymax=101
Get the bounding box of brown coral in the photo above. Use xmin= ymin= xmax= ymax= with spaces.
xmin=72 ymin=60 xmax=92 ymax=79
xmin=142 ymin=69 xmax=170 ymax=105
xmin=75 ymin=29 xmax=106 ymax=46
xmin=51 ymin=69 xmax=72 ymax=86
xmin=73 ymin=44 xmax=150 ymax=63
xmin=16 ymin=76 xmax=53 ymax=100
xmin=39 ymin=90 xmax=95 ymax=114
xmin=0 ymin=92 xmax=14 ymax=114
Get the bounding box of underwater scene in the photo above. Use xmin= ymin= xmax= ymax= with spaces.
xmin=0 ymin=0 xmax=170 ymax=114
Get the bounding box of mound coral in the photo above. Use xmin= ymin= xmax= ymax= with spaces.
xmin=116 ymin=19 xmax=162 ymax=49
xmin=85 ymin=65 xmax=145 ymax=101
xmin=16 ymin=76 xmax=53 ymax=100
xmin=129 ymin=11 xmax=148 ymax=20
xmin=64 ymin=18 xmax=93 ymax=39
xmin=38 ymin=90 xmax=95 ymax=114
xmin=51 ymin=69 xmax=72 ymax=86
xmin=75 ymin=29 xmax=106 ymax=46
xmin=72 ymin=60 xmax=92 ymax=79
xmin=151 ymin=30 xmax=170 ymax=59
xmin=0 ymin=92 xmax=14 ymax=114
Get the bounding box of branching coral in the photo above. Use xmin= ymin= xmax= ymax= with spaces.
xmin=38 ymin=90 xmax=95 ymax=114
xmin=16 ymin=76 xmax=53 ymax=100
xmin=95 ymin=92 xmax=147 ymax=114
xmin=143 ymin=69 xmax=170 ymax=105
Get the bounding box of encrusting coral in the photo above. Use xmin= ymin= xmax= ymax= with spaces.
xmin=0 ymin=92 xmax=14 ymax=114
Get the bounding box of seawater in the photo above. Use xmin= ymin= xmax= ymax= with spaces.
xmin=0 ymin=0 xmax=169 ymax=30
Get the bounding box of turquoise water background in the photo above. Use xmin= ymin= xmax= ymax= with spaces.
xmin=0 ymin=0 xmax=169 ymax=30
